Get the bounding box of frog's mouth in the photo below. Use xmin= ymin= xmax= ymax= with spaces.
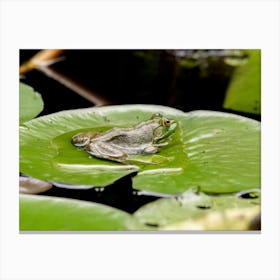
xmin=155 ymin=120 xmax=178 ymax=143
xmin=169 ymin=120 xmax=177 ymax=131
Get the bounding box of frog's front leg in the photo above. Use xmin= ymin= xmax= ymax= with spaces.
xmin=143 ymin=145 xmax=159 ymax=154
xmin=143 ymin=141 xmax=169 ymax=154
xmin=87 ymin=141 xmax=128 ymax=162
xmin=154 ymin=141 xmax=169 ymax=147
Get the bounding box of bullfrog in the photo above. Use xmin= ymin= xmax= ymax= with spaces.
xmin=71 ymin=113 xmax=177 ymax=163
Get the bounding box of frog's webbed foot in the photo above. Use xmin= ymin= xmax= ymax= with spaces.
xmin=143 ymin=142 xmax=168 ymax=154
xmin=87 ymin=142 xmax=128 ymax=162
xmin=143 ymin=146 xmax=159 ymax=154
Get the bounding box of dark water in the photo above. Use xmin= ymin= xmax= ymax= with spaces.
xmin=39 ymin=173 xmax=162 ymax=213
xmin=20 ymin=49 xmax=260 ymax=120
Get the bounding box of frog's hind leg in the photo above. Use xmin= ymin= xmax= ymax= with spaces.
xmin=87 ymin=142 xmax=128 ymax=162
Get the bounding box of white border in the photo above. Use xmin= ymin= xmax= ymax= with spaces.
xmin=1 ymin=1 xmax=280 ymax=280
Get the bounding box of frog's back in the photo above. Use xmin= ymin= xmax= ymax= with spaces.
xmin=109 ymin=125 xmax=154 ymax=147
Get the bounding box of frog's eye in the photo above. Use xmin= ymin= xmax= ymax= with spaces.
xmin=162 ymin=118 xmax=171 ymax=127
xmin=152 ymin=113 xmax=162 ymax=119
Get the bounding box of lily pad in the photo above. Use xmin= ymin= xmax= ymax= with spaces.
xmin=161 ymin=206 xmax=260 ymax=230
xmin=133 ymin=189 xmax=260 ymax=230
xmin=133 ymin=110 xmax=260 ymax=193
xmin=19 ymin=82 xmax=44 ymax=124
xmin=20 ymin=194 xmax=144 ymax=230
xmin=19 ymin=176 xmax=53 ymax=194
xmin=20 ymin=104 xmax=260 ymax=194
xmin=223 ymin=50 xmax=261 ymax=115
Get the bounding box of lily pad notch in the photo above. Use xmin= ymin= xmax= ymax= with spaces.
xmin=20 ymin=104 xmax=260 ymax=194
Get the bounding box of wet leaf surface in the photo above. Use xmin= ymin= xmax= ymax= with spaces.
xmin=20 ymin=194 xmax=145 ymax=231
xmin=223 ymin=50 xmax=261 ymax=115
xmin=19 ymin=83 xmax=44 ymax=124
xmin=133 ymin=189 xmax=261 ymax=230
xmin=20 ymin=104 xmax=260 ymax=194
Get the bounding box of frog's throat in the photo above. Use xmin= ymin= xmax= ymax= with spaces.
xmin=154 ymin=130 xmax=174 ymax=143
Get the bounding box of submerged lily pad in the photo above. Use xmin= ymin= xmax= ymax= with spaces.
xmin=20 ymin=194 xmax=144 ymax=230
xmin=19 ymin=82 xmax=44 ymax=124
xmin=20 ymin=104 xmax=260 ymax=194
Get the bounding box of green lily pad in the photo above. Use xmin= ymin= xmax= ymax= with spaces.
xmin=20 ymin=194 xmax=144 ymax=230
xmin=133 ymin=110 xmax=260 ymax=193
xmin=133 ymin=189 xmax=260 ymax=229
xmin=223 ymin=50 xmax=261 ymax=114
xmin=19 ymin=82 xmax=44 ymax=124
xmin=20 ymin=105 xmax=260 ymax=194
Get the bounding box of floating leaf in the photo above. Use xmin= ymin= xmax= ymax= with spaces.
xmin=19 ymin=82 xmax=44 ymax=124
xmin=133 ymin=189 xmax=260 ymax=230
xmin=20 ymin=105 xmax=185 ymax=188
xmin=133 ymin=110 xmax=260 ymax=193
xmin=223 ymin=50 xmax=261 ymax=114
xmin=20 ymin=194 xmax=144 ymax=230
xmin=19 ymin=176 xmax=53 ymax=194
xmin=161 ymin=206 xmax=260 ymax=230
xmin=20 ymin=105 xmax=260 ymax=194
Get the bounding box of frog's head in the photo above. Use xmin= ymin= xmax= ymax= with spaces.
xmin=71 ymin=131 xmax=98 ymax=147
xmin=151 ymin=113 xmax=178 ymax=143
xmin=71 ymin=132 xmax=91 ymax=147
